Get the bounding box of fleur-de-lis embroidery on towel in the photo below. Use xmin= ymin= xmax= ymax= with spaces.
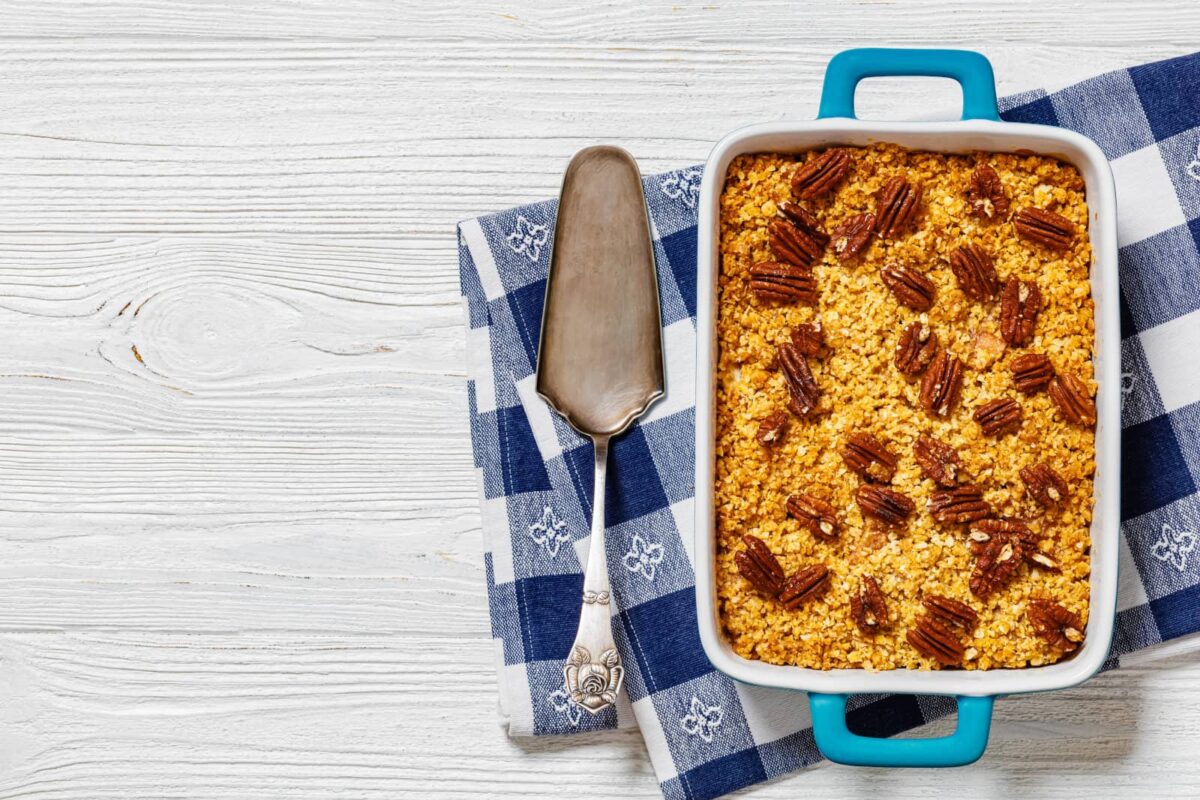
xmin=506 ymin=214 xmax=549 ymax=262
xmin=1121 ymin=371 xmax=1137 ymax=409
xmin=661 ymin=168 xmax=703 ymax=209
xmin=548 ymin=686 xmax=582 ymax=727
xmin=529 ymin=505 xmax=571 ymax=558
xmin=1152 ymin=523 xmax=1197 ymax=572
xmin=622 ymin=534 xmax=665 ymax=581
xmin=1186 ymin=140 xmax=1200 ymax=182
xmin=680 ymin=696 xmax=723 ymax=743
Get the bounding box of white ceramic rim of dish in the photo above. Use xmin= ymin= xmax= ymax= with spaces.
xmin=693 ymin=118 xmax=1120 ymax=697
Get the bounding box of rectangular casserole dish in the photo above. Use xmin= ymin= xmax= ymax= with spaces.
xmin=693 ymin=48 xmax=1120 ymax=767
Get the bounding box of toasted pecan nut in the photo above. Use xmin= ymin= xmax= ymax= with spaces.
xmin=755 ymin=410 xmax=790 ymax=446
xmin=735 ymin=534 xmax=786 ymax=597
xmin=968 ymin=164 xmax=1010 ymax=220
xmin=875 ymin=177 xmax=921 ymax=238
xmin=967 ymin=518 xmax=1040 ymax=556
xmin=791 ymin=149 xmax=852 ymax=199
xmin=880 ymin=264 xmax=936 ymax=311
xmin=786 ymin=492 xmax=839 ymax=541
xmin=895 ymin=321 xmax=938 ymax=376
xmin=1048 ymin=372 xmax=1096 ymax=427
xmin=790 ymin=322 xmax=827 ymax=358
xmin=779 ymin=343 xmax=821 ymax=417
xmin=841 ymin=432 xmax=898 ymax=483
xmin=779 ymin=201 xmax=828 ymax=236
xmin=856 ymin=485 xmax=915 ymax=526
xmin=779 ymin=202 xmax=830 ymax=251
xmin=769 ymin=218 xmax=825 ymax=268
xmin=923 ymin=595 xmax=978 ymax=632
xmin=913 ymin=434 xmax=961 ymax=488
xmin=749 ymin=262 xmax=817 ymax=304
xmin=949 ymin=244 xmax=1000 ymax=302
xmin=974 ymin=397 xmax=1023 ymax=437
xmin=1027 ymin=599 xmax=1085 ymax=652
xmin=850 ymin=575 xmax=889 ymax=635
xmin=832 ymin=213 xmax=875 ymax=262
xmin=969 ymin=535 xmax=1022 ymax=598
xmin=1011 ymin=352 xmax=1055 ymax=394
xmin=1021 ymin=462 xmax=1069 ymax=507
xmin=1000 ymin=279 xmax=1042 ymax=346
xmin=907 ymin=616 xmax=964 ymax=666
xmin=779 ymin=564 xmax=830 ymax=609
xmin=928 ymin=485 xmax=992 ymax=524
xmin=1015 ymin=207 xmax=1075 ymax=252
xmin=919 ymin=350 xmax=963 ymax=417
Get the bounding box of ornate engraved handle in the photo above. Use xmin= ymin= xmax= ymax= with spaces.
xmin=563 ymin=436 xmax=624 ymax=715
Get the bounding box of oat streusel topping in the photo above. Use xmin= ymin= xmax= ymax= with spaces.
xmin=715 ymin=143 xmax=1095 ymax=671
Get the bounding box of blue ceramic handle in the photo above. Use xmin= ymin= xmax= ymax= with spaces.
xmin=818 ymin=48 xmax=1000 ymax=121
xmin=809 ymin=693 xmax=994 ymax=767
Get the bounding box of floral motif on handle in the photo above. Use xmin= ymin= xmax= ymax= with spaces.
xmin=563 ymin=645 xmax=623 ymax=714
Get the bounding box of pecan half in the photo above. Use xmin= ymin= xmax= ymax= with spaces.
xmin=969 ymin=535 xmax=1022 ymax=598
xmin=790 ymin=322 xmax=827 ymax=358
xmin=875 ymin=177 xmax=921 ymax=238
xmin=1027 ymin=599 xmax=1085 ymax=652
xmin=734 ymin=535 xmax=785 ymax=596
xmin=1011 ymin=352 xmax=1054 ymax=394
xmin=928 ymin=485 xmax=992 ymax=524
xmin=968 ymin=164 xmax=1010 ymax=220
xmin=1048 ymin=372 xmax=1096 ymax=427
xmin=779 ymin=343 xmax=821 ymax=416
xmin=770 ymin=218 xmax=825 ymax=268
xmin=1015 ymin=207 xmax=1075 ymax=252
xmin=919 ymin=350 xmax=963 ymax=416
xmin=856 ymin=485 xmax=915 ymax=526
xmin=967 ymin=519 xmax=1040 ymax=557
xmin=1000 ymin=279 xmax=1042 ymax=346
xmin=907 ymin=616 xmax=965 ymax=666
xmin=895 ymin=321 xmax=938 ymax=376
xmin=755 ymin=410 xmax=790 ymax=446
xmin=880 ymin=264 xmax=935 ymax=311
xmin=841 ymin=432 xmax=898 ymax=483
xmin=913 ymin=434 xmax=961 ymax=488
xmin=786 ymin=492 xmax=839 ymax=541
xmin=1021 ymin=462 xmax=1069 ymax=507
xmin=949 ymin=244 xmax=1000 ymax=301
xmin=832 ymin=213 xmax=875 ymax=262
xmin=850 ymin=575 xmax=889 ymax=635
xmin=779 ymin=564 xmax=830 ymax=609
xmin=974 ymin=397 xmax=1023 ymax=437
xmin=791 ymin=149 xmax=852 ymax=199
xmin=749 ymin=262 xmax=817 ymax=304
xmin=779 ymin=201 xmax=830 ymax=248
xmin=923 ymin=595 xmax=978 ymax=632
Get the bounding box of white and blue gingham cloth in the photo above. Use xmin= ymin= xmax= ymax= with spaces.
xmin=458 ymin=53 xmax=1200 ymax=800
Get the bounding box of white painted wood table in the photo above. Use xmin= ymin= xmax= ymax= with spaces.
xmin=0 ymin=2 xmax=1197 ymax=797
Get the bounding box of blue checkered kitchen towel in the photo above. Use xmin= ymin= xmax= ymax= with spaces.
xmin=458 ymin=52 xmax=1200 ymax=800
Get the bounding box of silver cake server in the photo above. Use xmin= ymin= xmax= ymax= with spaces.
xmin=536 ymin=145 xmax=665 ymax=715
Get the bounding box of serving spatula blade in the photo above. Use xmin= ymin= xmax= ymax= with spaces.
xmin=536 ymin=146 xmax=664 ymax=437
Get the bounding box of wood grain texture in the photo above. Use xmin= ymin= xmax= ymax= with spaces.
xmin=0 ymin=1 xmax=1196 ymax=797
